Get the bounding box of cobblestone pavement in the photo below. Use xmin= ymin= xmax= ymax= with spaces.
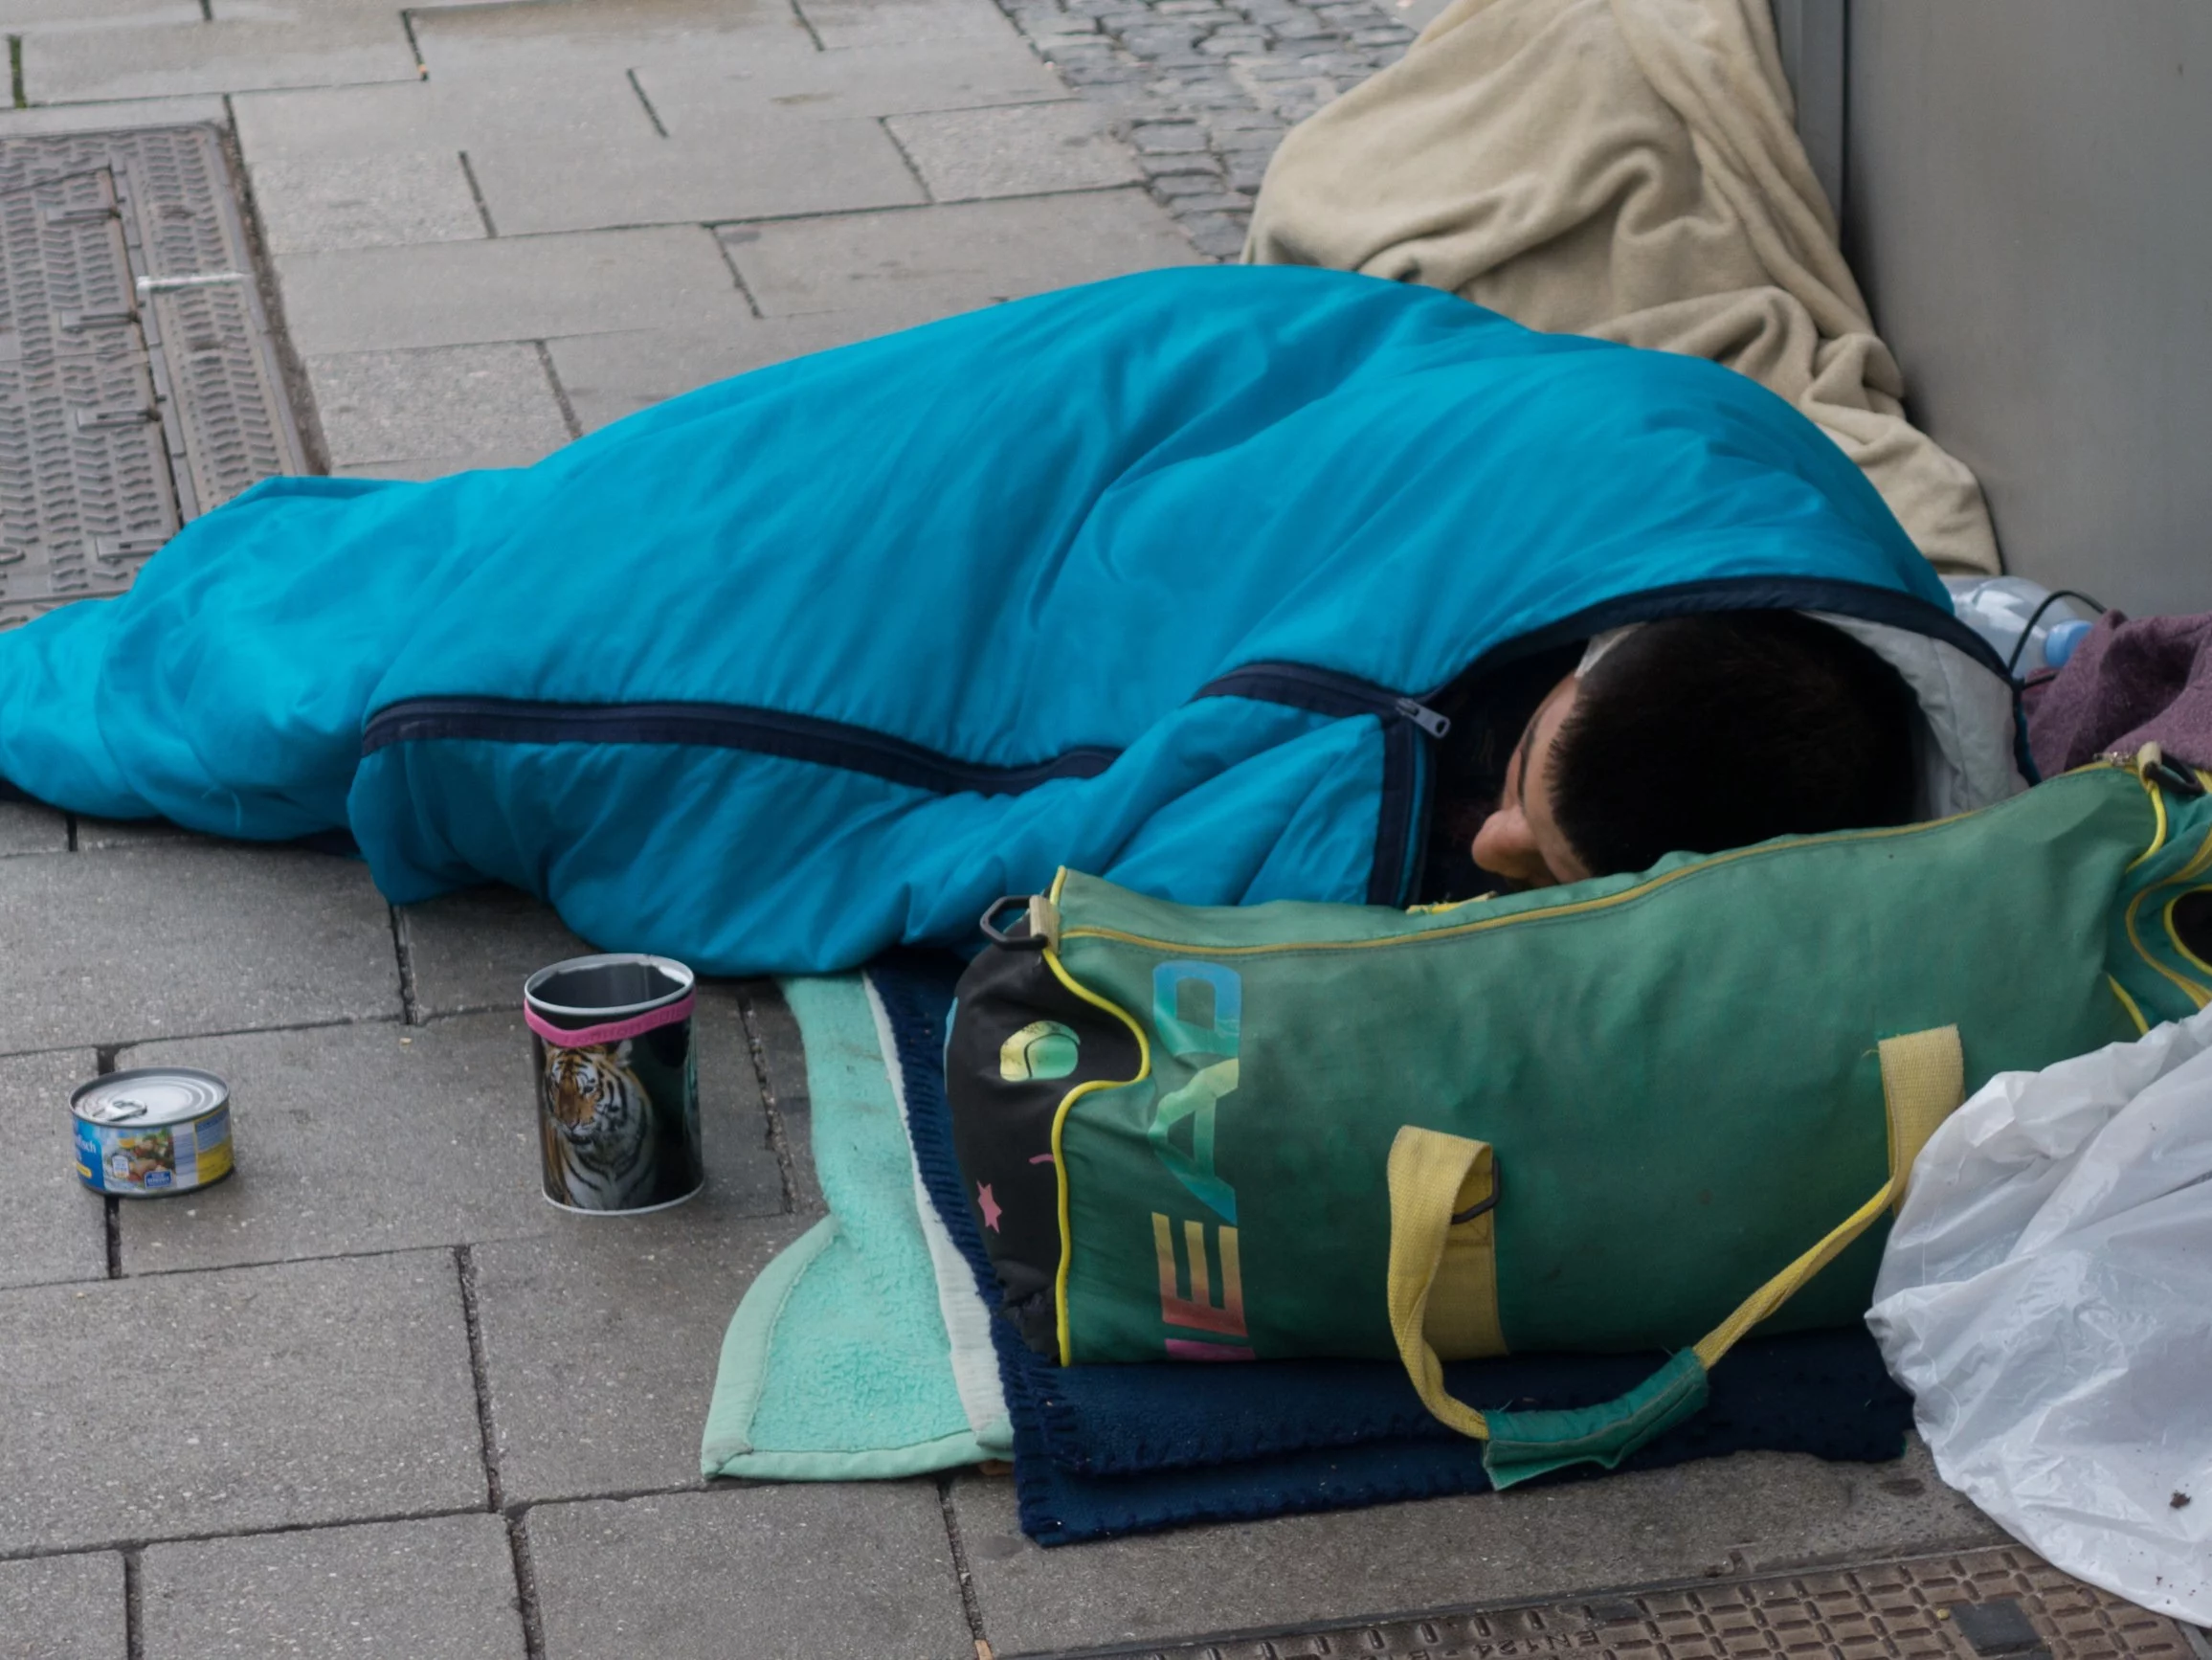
xmin=991 ymin=0 xmax=1421 ymax=258
xmin=0 ymin=0 xmax=2094 ymax=1655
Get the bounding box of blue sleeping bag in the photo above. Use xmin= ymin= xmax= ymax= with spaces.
xmin=0 ymin=267 xmax=2014 ymax=974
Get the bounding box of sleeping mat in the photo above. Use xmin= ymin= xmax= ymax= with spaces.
xmin=0 ymin=266 xmax=2017 ymax=974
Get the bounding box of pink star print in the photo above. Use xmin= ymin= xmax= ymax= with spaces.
xmin=976 ymin=1182 xmax=1003 ymax=1232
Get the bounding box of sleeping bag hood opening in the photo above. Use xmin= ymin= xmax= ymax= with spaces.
xmin=1402 ymin=572 xmax=2030 ymax=904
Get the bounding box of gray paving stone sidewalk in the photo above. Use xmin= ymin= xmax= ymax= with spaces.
xmin=0 ymin=0 xmax=2081 ymax=1655
xmin=0 ymin=1251 xmax=487 ymax=1557
xmin=950 ymin=1442 xmax=2001 ymax=1656
xmin=143 ymin=1514 xmax=525 ymax=1660
xmin=0 ymin=1555 xmax=124 ymax=1660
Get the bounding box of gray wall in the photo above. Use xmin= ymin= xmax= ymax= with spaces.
xmin=1771 ymin=0 xmax=1846 ymax=220
xmin=1840 ymin=1 xmax=2212 ymax=615
xmin=1386 ymin=1 xmax=2207 ymax=611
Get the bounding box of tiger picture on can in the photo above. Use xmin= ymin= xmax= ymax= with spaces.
xmin=535 ymin=1030 xmax=702 ymax=1211
xmin=524 ymin=952 xmax=704 ymax=1214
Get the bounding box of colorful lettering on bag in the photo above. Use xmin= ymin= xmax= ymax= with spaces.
xmin=1151 ymin=1211 xmax=1253 ymax=1357
xmin=1146 ymin=962 xmax=1254 ymax=1357
xmin=1148 ymin=962 xmax=1240 ymax=1223
xmin=1165 ymin=1338 xmax=1255 ymax=1361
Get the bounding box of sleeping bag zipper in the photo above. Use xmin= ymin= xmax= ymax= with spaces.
xmin=358 ymin=698 xmax=1122 ymax=796
xmin=363 ymin=665 xmax=1452 ymax=904
xmin=1193 ymin=663 xmax=1449 ymax=905
xmin=1194 ymin=662 xmax=1451 ymax=736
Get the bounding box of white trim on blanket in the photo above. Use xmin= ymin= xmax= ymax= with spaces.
xmin=865 ymin=973 xmax=1016 ymax=1457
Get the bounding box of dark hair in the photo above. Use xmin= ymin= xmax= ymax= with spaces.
xmin=1551 ymin=611 xmax=1918 ymax=876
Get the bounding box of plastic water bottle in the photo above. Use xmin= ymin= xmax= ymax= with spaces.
xmin=1942 ymin=577 xmax=2098 ymax=677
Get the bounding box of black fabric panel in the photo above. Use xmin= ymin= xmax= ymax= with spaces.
xmin=2173 ymin=890 xmax=2212 ymax=965
xmin=1367 ymin=713 xmax=1420 ymax=906
xmin=946 ymin=941 xmax=1141 ymax=1353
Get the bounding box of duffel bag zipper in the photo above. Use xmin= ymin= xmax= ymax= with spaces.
xmin=1053 ymin=817 xmax=1945 ymax=958
xmin=1048 ymin=765 xmax=2177 ymax=960
xmin=1055 ymin=759 xmax=2212 ymax=994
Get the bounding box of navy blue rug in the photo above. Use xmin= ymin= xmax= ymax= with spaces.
xmin=871 ymin=953 xmax=1913 ymax=1544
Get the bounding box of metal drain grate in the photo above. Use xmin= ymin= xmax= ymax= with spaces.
xmin=1071 ymin=1544 xmax=2212 ymax=1660
xmin=0 ymin=125 xmax=303 ymax=629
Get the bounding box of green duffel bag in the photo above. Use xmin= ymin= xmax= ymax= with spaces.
xmin=945 ymin=753 xmax=2212 ymax=1486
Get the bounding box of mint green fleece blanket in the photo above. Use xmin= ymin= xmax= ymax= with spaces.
xmin=700 ymin=974 xmax=1012 ymax=1479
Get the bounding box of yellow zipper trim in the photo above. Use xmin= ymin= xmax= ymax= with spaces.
xmin=1406 ymin=894 xmax=1495 ymax=914
xmin=2109 ymin=975 xmax=2151 ymax=1037
xmin=2124 ymin=770 xmax=2170 ymax=873
xmin=1064 ymin=816 xmax=1968 ymax=960
xmin=1065 ymin=761 xmax=2169 ymax=964
xmin=2156 ymin=770 xmax=2212 ymax=982
xmin=2122 ymin=778 xmax=2212 ymax=1013
xmin=1041 ymin=944 xmax=1151 ymax=1368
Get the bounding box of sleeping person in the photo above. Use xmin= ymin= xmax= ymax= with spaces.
xmin=0 ymin=266 xmax=2022 ymax=974
xmin=1428 ymin=611 xmax=1918 ymax=901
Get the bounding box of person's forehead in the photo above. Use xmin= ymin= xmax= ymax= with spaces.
xmin=1543 ymin=675 xmax=1579 ymax=726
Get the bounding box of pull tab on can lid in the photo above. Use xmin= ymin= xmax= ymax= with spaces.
xmin=71 ymin=1067 xmax=230 ymax=1127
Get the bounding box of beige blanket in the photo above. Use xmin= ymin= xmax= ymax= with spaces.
xmin=1244 ymin=0 xmax=1999 ymax=575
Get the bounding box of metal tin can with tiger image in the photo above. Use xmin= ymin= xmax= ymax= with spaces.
xmin=524 ymin=953 xmax=704 ymax=1214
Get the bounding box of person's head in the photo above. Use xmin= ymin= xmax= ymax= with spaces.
xmin=1470 ymin=611 xmax=1919 ymax=887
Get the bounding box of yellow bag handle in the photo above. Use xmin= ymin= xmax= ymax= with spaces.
xmin=1384 ymin=1127 xmax=1499 ymax=1438
xmin=1384 ymin=1027 xmax=1965 ymax=1484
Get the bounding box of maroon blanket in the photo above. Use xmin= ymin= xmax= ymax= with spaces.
xmin=2027 ymin=612 xmax=2212 ymax=776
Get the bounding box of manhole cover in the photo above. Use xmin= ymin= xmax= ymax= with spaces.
xmin=0 ymin=124 xmax=302 ymax=629
xmin=1062 ymin=1544 xmax=2212 ymax=1660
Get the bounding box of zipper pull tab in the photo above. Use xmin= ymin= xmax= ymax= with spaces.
xmin=1395 ymin=697 xmax=1451 ymax=739
xmin=2114 ymin=743 xmax=2208 ymax=797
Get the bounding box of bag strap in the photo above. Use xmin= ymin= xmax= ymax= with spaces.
xmin=1384 ymin=1127 xmax=1498 ymax=1439
xmin=1385 ymin=1026 xmax=1964 ymax=1488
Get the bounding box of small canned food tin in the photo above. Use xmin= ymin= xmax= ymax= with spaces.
xmin=525 ymin=953 xmax=704 ymax=1215
xmin=72 ymin=1068 xmax=235 ymax=1198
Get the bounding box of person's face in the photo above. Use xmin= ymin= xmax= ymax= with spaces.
xmin=1468 ymin=673 xmax=1594 ymax=889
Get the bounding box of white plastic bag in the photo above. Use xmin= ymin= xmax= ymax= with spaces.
xmin=1869 ymin=1005 xmax=2212 ymax=1624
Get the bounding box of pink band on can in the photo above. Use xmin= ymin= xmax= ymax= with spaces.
xmin=525 ymin=994 xmax=695 ymax=1050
